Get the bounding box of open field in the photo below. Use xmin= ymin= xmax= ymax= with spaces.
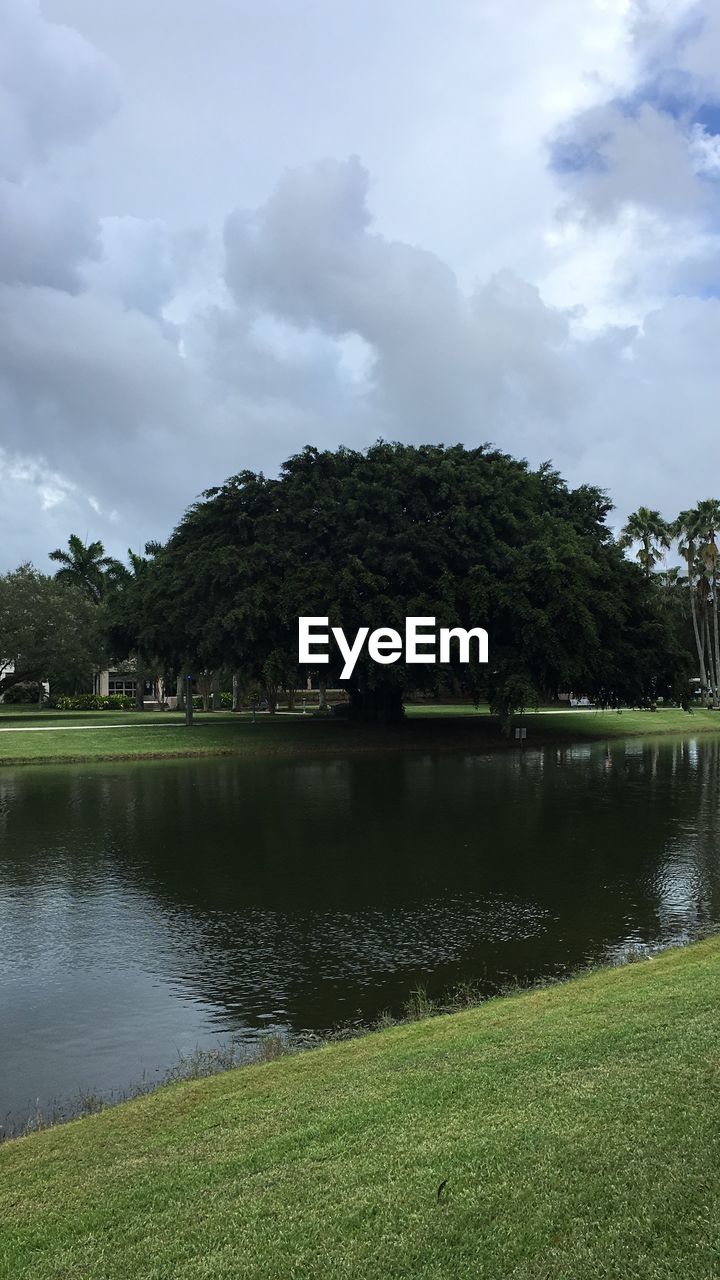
xmin=1 ymin=703 xmax=719 ymax=765
xmin=2 ymin=938 xmax=720 ymax=1278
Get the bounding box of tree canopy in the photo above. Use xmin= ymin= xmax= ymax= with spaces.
xmin=0 ymin=565 xmax=103 ymax=696
xmin=120 ymin=442 xmax=680 ymax=721
xmin=49 ymin=535 xmax=125 ymax=604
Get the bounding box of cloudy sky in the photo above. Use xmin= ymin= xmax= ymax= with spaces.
xmin=2 ymin=0 xmax=720 ymax=569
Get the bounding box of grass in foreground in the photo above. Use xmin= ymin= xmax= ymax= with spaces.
xmin=2 ymin=939 xmax=720 ymax=1278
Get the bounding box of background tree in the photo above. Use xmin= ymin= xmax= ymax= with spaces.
xmin=106 ymin=545 xmax=172 ymax=711
xmin=0 ymin=566 xmax=102 ymax=697
xmin=619 ymin=508 xmax=672 ymax=578
xmin=694 ymin=499 xmax=720 ymax=706
xmin=675 ymin=509 xmax=713 ymax=705
xmin=49 ymin=535 xmax=125 ymax=604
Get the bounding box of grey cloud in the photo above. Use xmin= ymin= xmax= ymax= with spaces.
xmin=223 ymin=159 xmax=574 ymax=439
xmin=0 ymin=176 xmax=99 ymax=289
xmin=566 ymin=293 xmax=720 ymax=521
xmin=82 ymin=218 xmax=206 ymax=319
xmin=0 ymin=0 xmax=119 ymax=180
xmin=0 ymin=1 xmax=116 ymax=296
xmin=552 ymin=101 xmax=708 ymax=220
xmin=552 ymin=3 xmax=720 ymax=225
xmin=0 ymin=285 xmax=198 ymax=507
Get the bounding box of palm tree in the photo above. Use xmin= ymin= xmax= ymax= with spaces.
xmin=675 ymin=509 xmax=711 ymax=706
xmin=49 ymin=535 xmax=125 ymax=604
xmin=618 ymin=508 xmax=672 ymax=578
xmin=694 ymin=499 xmax=720 ymax=706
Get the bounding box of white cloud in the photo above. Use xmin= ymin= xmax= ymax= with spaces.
xmin=2 ymin=0 xmax=720 ymax=569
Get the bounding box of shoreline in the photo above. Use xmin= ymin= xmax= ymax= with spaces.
xmin=1 ymin=705 xmax=720 ymax=767
xmin=3 ymin=936 xmax=720 ymax=1277
xmin=5 ymin=929 xmax=717 ymax=1144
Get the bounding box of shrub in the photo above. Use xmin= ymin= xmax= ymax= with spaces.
xmin=1 ymin=682 xmax=43 ymax=704
xmin=54 ymin=694 xmax=133 ymax=712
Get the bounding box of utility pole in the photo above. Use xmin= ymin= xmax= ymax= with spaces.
xmin=185 ymin=674 xmax=193 ymax=727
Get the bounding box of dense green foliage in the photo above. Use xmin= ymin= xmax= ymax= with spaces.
xmin=53 ymin=694 xmax=134 ymax=711
xmin=120 ymin=443 xmax=681 ymax=721
xmin=2 ymin=938 xmax=720 ymax=1278
xmin=0 ymin=565 xmax=102 ymax=697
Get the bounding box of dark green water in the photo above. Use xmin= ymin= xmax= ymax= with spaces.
xmin=2 ymin=737 xmax=720 ymax=1129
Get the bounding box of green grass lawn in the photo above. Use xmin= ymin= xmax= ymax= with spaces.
xmin=1 ymin=703 xmax=719 ymax=766
xmin=2 ymin=939 xmax=720 ymax=1278
xmin=405 ymin=702 xmax=720 ymax=737
xmin=519 ymin=704 xmax=720 ymax=738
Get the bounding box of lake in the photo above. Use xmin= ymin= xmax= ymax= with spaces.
xmin=2 ymin=736 xmax=719 ymax=1130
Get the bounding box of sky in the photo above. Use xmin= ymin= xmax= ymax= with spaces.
xmin=3 ymin=0 xmax=720 ymax=569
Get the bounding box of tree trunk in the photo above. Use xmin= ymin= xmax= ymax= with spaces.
xmin=211 ymin=672 xmax=220 ymax=712
xmin=176 ymin=674 xmax=185 ymax=711
xmin=286 ymin=685 xmax=295 ymax=711
xmin=707 ymin=570 xmax=712 ymax=711
xmin=643 ymin=536 xmax=651 ymax=578
xmin=198 ymin=672 xmax=211 ymax=712
xmin=704 ymin=614 xmax=716 ymax=705
xmin=318 ymin=675 xmax=327 ymax=710
xmin=135 ymin=658 xmax=145 ymax=712
xmin=232 ymin=672 xmax=241 ymax=712
xmin=688 ymin=561 xmax=709 ymax=706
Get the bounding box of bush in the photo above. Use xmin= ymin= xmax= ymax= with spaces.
xmin=54 ymin=694 xmax=134 ymax=711
xmin=243 ymin=688 xmax=264 ymax=709
xmin=1 ymin=682 xmax=43 ymax=704
xmin=106 ymin=695 xmax=134 ymax=711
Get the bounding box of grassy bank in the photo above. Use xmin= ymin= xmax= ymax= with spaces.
xmin=2 ymin=939 xmax=720 ymax=1278
xmin=0 ymin=703 xmax=719 ymax=766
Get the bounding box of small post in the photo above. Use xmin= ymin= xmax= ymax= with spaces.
xmin=185 ymin=675 xmax=193 ymax=727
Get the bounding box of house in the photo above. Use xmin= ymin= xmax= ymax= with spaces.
xmin=93 ymin=666 xmax=175 ymax=708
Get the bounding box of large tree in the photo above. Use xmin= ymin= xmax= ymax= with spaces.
xmin=125 ymin=443 xmax=681 ymax=722
xmin=0 ymin=566 xmax=102 ymax=697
